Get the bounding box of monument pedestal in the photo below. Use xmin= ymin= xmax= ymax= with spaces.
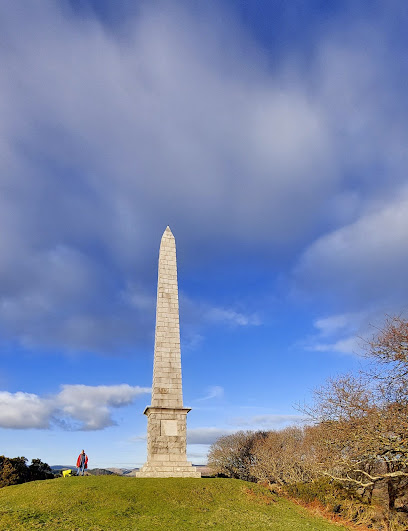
xmin=136 ymin=406 xmax=200 ymax=478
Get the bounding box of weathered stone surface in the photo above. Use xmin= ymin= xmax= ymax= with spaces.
xmin=136 ymin=227 xmax=200 ymax=478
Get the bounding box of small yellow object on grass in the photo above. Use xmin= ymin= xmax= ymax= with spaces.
xmin=62 ymin=469 xmax=73 ymax=478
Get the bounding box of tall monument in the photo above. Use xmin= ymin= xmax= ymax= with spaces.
xmin=136 ymin=227 xmax=200 ymax=478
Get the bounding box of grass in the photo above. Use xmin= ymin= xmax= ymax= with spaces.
xmin=0 ymin=476 xmax=352 ymax=530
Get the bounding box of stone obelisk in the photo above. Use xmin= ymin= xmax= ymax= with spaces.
xmin=136 ymin=227 xmax=200 ymax=478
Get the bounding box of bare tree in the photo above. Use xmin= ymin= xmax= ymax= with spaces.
xmin=208 ymin=431 xmax=263 ymax=481
xmin=364 ymin=315 xmax=408 ymax=403
xmin=301 ymin=317 xmax=408 ymax=508
xmin=250 ymin=426 xmax=316 ymax=485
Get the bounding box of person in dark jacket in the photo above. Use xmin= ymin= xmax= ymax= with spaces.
xmin=76 ymin=450 xmax=88 ymax=476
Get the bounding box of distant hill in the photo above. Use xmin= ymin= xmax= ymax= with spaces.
xmin=86 ymin=468 xmax=115 ymax=476
xmin=51 ymin=466 xmax=123 ymax=476
xmin=51 ymin=466 xmax=121 ymax=476
xmin=51 ymin=465 xmax=136 ymax=476
xmin=50 ymin=465 xmax=75 ymax=471
xmin=123 ymin=468 xmax=139 ymax=476
xmin=0 ymin=476 xmax=349 ymax=530
xmin=105 ymin=468 xmax=134 ymax=475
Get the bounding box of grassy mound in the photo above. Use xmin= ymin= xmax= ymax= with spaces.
xmin=0 ymin=476 xmax=351 ymax=530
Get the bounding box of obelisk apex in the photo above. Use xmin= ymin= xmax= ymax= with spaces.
xmin=136 ymin=227 xmax=200 ymax=478
xmin=152 ymin=226 xmax=182 ymax=408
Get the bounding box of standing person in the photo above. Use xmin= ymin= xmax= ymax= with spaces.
xmin=76 ymin=450 xmax=88 ymax=476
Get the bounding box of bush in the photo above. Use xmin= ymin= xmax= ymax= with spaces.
xmin=285 ymin=477 xmax=361 ymax=506
xmin=29 ymin=458 xmax=54 ymax=481
xmin=284 ymin=478 xmax=408 ymax=530
xmin=0 ymin=456 xmax=54 ymax=488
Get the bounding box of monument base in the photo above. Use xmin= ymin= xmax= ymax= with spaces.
xmin=136 ymin=462 xmax=201 ymax=478
xmin=136 ymin=406 xmax=201 ymax=478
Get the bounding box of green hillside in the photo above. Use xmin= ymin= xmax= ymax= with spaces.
xmin=0 ymin=476 xmax=350 ymax=530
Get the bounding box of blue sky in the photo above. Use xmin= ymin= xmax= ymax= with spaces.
xmin=1 ymin=0 xmax=408 ymax=468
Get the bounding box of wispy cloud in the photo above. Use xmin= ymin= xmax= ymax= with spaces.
xmin=231 ymin=414 xmax=306 ymax=429
xmin=195 ymin=386 xmax=224 ymax=402
xmin=128 ymin=434 xmax=147 ymax=442
xmin=179 ymin=294 xmax=262 ymax=350
xmin=187 ymin=427 xmax=235 ymax=445
xmin=313 ymin=313 xmax=361 ymax=337
xmin=303 ymin=307 xmax=406 ymax=355
xmin=310 ymin=337 xmax=360 ymax=355
xmin=305 ymin=311 xmax=367 ymax=355
xmin=187 ymin=414 xmax=306 ymax=445
xmin=205 ymin=308 xmax=261 ymax=327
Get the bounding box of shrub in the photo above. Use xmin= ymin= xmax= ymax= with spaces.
xmin=0 ymin=456 xmax=54 ymax=488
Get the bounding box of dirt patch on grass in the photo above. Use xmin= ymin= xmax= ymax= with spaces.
xmin=243 ymin=486 xmax=277 ymax=506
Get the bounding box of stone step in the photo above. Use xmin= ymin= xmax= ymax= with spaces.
xmin=136 ymin=469 xmax=201 ymax=478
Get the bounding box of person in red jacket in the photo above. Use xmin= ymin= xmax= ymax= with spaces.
xmin=76 ymin=450 xmax=88 ymax=476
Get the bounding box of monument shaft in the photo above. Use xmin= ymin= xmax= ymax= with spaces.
xmin=137 ymin=227 xmax=200 ymax=478
xmin=152 ymin=228 xmax=182 ymax=409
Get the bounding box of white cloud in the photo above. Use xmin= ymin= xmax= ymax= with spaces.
xmin=0 ymin=392 xmax=53 ymax=429
xmin=0 ymin=384 xmax=150 ymax=430
xmin=56 ymin=384 xmax=151 ymax=430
